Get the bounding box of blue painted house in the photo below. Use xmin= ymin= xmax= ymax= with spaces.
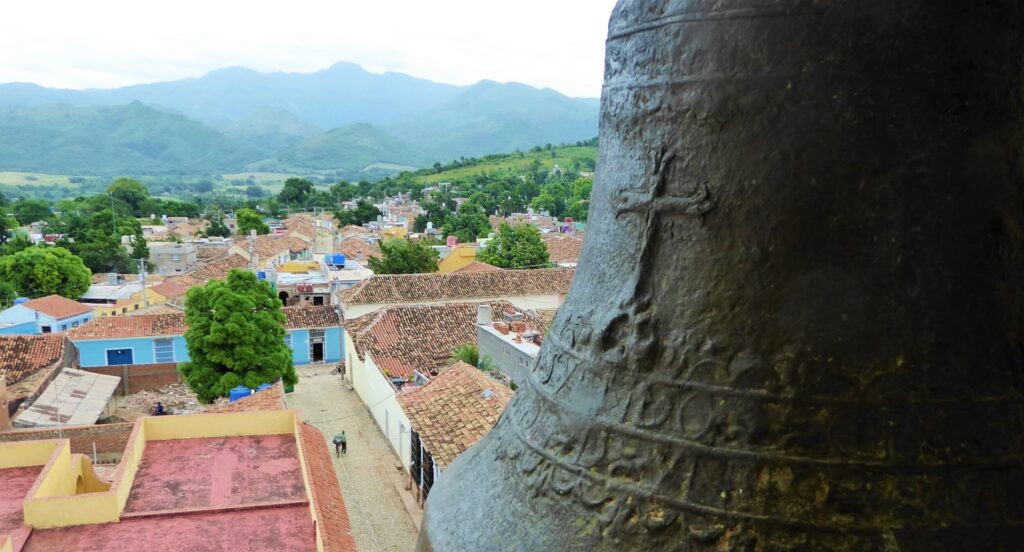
xmin=69 ymin=306 xmax=341 ymax=369
xmin=0 ymin=295 xmax=94 ymax=335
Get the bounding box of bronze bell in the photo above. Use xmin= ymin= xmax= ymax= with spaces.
xmin=420 ymin=1 xmax=1024 ymax=550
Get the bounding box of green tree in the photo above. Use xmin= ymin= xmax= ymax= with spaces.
xmin=0 ymin=282 xmax=16 ymax=308
xmin=245 ymin=185 xmax=266 ymax=198
xmin=329 ymin=182 xmax=357 ymax=203
xmin=477 ymin=223 xmax=551 ymax=269
xmin=0 ymin=246 xmax=91 ymax=299
xmin=180 ymin=270 xmax=298 ymax=403
xmin=443 ymin=203 xmax=491 ymax=244
xmin=236 ymin=208 xmax=269 ymax=235
xmin=278 ymin=177 xmax=315 ymax=207
xmin=12 ymin=199 xmax=52 ymax=225
xmin=334 ymin=199 xmax=381 ymax=227
xmin=205 ymin=211 xmax=232 ymax=238
xmin=449 ymin=343 xmax=494 ymax=371
xmin=530 ymin=193 xmax=557 ymax=215
xmin=368 ymin=239 xmax=440 ymax=274
xmin=107 ymin=178 xmax=150 ymax=215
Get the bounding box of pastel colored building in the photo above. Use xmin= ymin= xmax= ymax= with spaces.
xmin=69 ymin=306 xmax=341 ymax=372
xmin=437 ymin=244 xmax=478 ymax=274
xmin=0 ymin=296 xmax=94 ymax=335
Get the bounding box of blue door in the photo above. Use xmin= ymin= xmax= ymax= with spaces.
xmin=106 ymin=349 xmax=134 ymax=366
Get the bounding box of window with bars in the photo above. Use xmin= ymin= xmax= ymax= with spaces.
xmin=154 ymin=338 xmax=175 ymax=363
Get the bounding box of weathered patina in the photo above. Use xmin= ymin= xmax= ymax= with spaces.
xmin=420 ymin=1 xmax=1024 ymax=549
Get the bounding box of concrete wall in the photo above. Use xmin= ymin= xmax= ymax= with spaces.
xmin=347 ymin=337 xmax=411 ymax=471
xmin=478 ymin=325 xmax=535 ymax=384
xmin=43 ymin=311 xmax=94 ymax=333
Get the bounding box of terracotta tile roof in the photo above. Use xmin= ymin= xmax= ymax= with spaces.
xmin=297 ymin=422 xmax=358 ymax=552
xmin=345 ymin=301 xmax=517 ymax=381
xmin=542 ymin=234 xmax=584 ymax=264
xmin=339 ymin=268 xmax=574 ymax=306
xmin=454 ymin=261 xmax=501 ymax=274
xmin=244 ymin=235 xmax=312 ymax=259
xmin=196 ymin=247 xmax=228 ymax=261
xmin=340 ymin=225 xmax=369 ymax=237
xmin=525 ymin=308 xmax=558 ymax=333
xmin=337 ymin=238 xmax=381 ymax=261
xmin=176 ymin=255 xmax=250 ymax=287
xmin=0 ymin=334 xmax=65 ymax=386
xmin=68 ymin=313 xmax=187 ymax=340
xmin=149 ymin=280 xmax=190 ymax=300
xmin=205 ymin=381 xmax=286 ymax=413
xmin=283 ymin=306 xmax=339 ymax=330
xmin=22 ymin=295 xmax=93 ymax=320
xmin=398 ymin=361 xmax=512 ymax=469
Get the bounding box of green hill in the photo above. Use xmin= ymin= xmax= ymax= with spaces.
xmin=0 ymin=102 xmax=257 ymax=174
xmin=220 ymin=106 xmax=322 ymax=155
xmin=413 ymin=143 xmax=597 ymax=184
xmin=268 ymin=123 xmax=427 ymax=171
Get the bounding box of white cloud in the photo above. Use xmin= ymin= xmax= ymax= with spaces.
xmin=0 ymin=0 xmax=619 ymax=97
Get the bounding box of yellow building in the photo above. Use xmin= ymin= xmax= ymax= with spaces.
xmin=0 ymin=407 xmax=355 ymax=551
xmin=381 ymin=225 xmax=409 ymax=240
xmin=93 ymin=287 xmax=167 ymax=317
xmin=438 ymin=244 xmax=478 ymax=273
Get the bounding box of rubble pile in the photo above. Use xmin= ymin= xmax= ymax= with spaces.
xmin=121 ymin=383 xmax=203 ymax=415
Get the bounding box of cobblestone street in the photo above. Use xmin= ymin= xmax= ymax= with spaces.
xmin=286 ymin=363 xmax=419 ymax=552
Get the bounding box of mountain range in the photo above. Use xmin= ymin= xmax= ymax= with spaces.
xmin=0 ymin=62 xmax=599 ymax=177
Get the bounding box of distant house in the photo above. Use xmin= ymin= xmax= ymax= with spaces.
xmin=437 ymin=244 xmax=478 ymax=274
xmin=79 ymin=280 xmax=159 ymax=317
xmin=342 ymin=301 xmax=519 ymax=467
xmin=229 ymin=235 xmax=312 ymax=270
xmin=148 ymin=241 xmax=198 ymax=274
xmin=282 ymin=306 xmax=342 ymax=365
xmin=0 ymin=295 xmax=94 ymax=335
xmin=337 ymin=268 xmax=575 ymax=320
xmin=398 ymin=361 xmax=512 ymax=505
xmin=542 ymin=234 xmax=584 ymax=268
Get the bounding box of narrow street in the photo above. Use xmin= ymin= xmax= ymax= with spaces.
xmin=286 ymin=363 xmax=420 ymax=552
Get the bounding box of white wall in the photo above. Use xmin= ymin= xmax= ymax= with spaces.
xmin=347 ymin=333 xmax=412 ymax=471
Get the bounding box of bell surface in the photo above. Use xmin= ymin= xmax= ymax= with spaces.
xmin=419 ymin=1 xmax=1024 ymax=550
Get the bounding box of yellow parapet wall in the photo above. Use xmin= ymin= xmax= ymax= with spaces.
xmin=142 ymin=410 xmax=296 ymax=440
xmin=0 ymin=535 xmax=11 ymax=552
xmin=23 ymin=441 xmax=120 ymax=528
xmin=0 ymin=440 xmax=63 ymax=469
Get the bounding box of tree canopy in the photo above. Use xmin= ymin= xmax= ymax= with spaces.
xmin=443 ymin=203 xmax=491 ymax=244
xmin=236 ymin=208 xmax=269 ymax=236
xmin=335 ymin=199 xmax=381 ymax=227
xmin=278 ymin=177 xmax=315 ymax=206
xmin=107 ymin=178 xmax=149 ymax=215
xmin=368 ymin=239 xmax=440 ymax=274
xmin=0 ymin=246 xmax=91 ymax=299
xmin=180 ymin=270 xmax=298 ymax=403
xmin=477 ymin=222 xmax=551 ymax=269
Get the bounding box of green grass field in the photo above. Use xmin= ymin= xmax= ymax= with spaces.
xmin=414 ymin=146 xmax=596 ymax=184
xmin=0 ymin=171 xmax=84 ymax=187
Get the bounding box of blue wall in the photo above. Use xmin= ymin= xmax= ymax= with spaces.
xmin=0 ymin=304 xmax=94 ymax=335
xmin=0 ymin=321 xmax=39 ymax=335
xmin=74 ymin=327 xmax=343 ymax=367
xmin=286 ymin=327 xmax=342 ymax=365
xmin=74 ymin=336 xmax=190 ymax=368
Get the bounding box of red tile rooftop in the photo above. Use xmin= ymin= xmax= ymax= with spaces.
xmin=0 ymin=466 xmax=41 ymax=551
xmin=24 ymin=503 xmax=316 ymax=552
xmin=124 ymin=435 xmax=305 ymax=513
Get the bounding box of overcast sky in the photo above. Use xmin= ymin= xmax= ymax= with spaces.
xmin=0 ymin=0 xmax=619 ymax=98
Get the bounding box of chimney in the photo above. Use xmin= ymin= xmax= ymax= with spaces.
xmin=477 ymin=305 xmax=492 ymax=325
xmin=0 ymin=376 xmax=10 ymax=430
xmin=107 ymin=272 xmax=118 ymax=286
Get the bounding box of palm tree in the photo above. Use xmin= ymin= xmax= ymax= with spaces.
xmin=449 ymin=343 xmax=494 ymax=371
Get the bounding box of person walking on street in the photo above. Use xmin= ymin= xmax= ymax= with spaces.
xmin=333 ymin=431 xmax=347 ymax=457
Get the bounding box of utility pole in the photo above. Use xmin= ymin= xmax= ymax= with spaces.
xmin=137 ymin=258 xmax=148 ymax=307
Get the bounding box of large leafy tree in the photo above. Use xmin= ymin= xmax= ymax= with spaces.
xmin=0 ymin=246 xmax=91 ymax=299
xmin=368 ymin=239 xmax=440 ymax=274
xmin=477 ymin=223 xmax=551 ymax=269
xmin=11 ymin=199 xmax=52 ymax=225
xmin=181 ymin=270 xmax=298 ymax=403
xmin=443 ymin=203 xmax=491 ymax=244
xmin=278 ymin=177 xmax=315 ymax=207
xmin=236 ymin=208 xmax=269 ymax=236
xmin=107 ymin=178 xmax=150 ymax=216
